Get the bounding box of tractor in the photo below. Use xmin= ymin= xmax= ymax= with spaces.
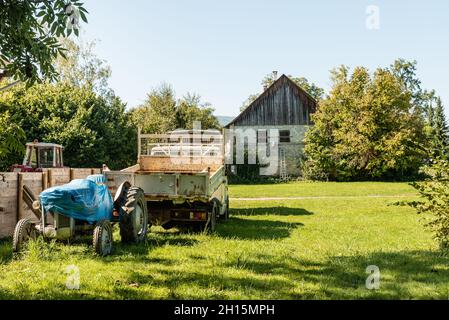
xmin=12 ymin=175 xmax=147 ymax=256
xmin=11 ymin=141 xmax=64 ymax=172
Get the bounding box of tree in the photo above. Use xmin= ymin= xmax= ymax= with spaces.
xmin=54 ymin=38 xmax=112 ymax=97
xmin=176 ymin=93 xmax=220 ymax=130
xmin=241 ymin=72 xmax=324 ymax=111
xmin=261 ymin=72 xmax=278 ymax=89
xmin=0 ymin=111 xmax=26 ymax=170
xmin=430 ymin=97 xmax=449 ymax=159
xmin=240 ymin=93 xmax=259 ymax=112
xmin=131 ymin=83 xmax=178 ymax=133
xmin=408 ymin=159 xmax=449 ymax=250
xmin=289 ymin=76 xmax=325 ymax=101
xmin=389 ymin=59 xmax=421 ymax=97
xmin=131 ymin=84 xmax=220 ymax=133
xmin=303 ymin=63 xmax=427 ymax=181
xmin=0 ymin=82 xmax=136 ymax=170
xmin=389 ymin=59 xmax=438 ymax=117
xmin=0 ymin=0 xmax=88 ymax=85
xmin=388 ymin=59 xmax=449 ymax=161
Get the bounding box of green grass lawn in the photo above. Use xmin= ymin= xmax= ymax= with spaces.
xmin=229 ymin=181 xmax=417 ymax=198
xmin=1 ymin=181 xmax=448 ymax=300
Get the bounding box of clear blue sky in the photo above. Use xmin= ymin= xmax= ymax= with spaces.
xmin=82 ymin=0 xmax=449 ymax=117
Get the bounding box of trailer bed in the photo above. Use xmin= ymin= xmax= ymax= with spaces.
xmin=106 ymin=130 xmax=228 ymax=230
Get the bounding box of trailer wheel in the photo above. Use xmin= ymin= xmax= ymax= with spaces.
xmin=120 ymin=187 xmax=149 ymax=243
xmin=13 ymin=218 xmax=37 ymax=253
xmin=93 ymin=220 xmax=113 ymax=256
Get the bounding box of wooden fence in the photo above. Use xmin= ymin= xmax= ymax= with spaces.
xmin=0 ymin=168 xmax=101 ymax=238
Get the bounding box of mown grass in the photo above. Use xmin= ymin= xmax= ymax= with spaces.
xmin=229 ymin=181 xmax=417 ymax=198
xmin=1 ymin=181 xmax=448 ymax=300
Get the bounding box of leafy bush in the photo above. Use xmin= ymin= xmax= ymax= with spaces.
xmin=408 ymin=159 xmax=449 ymax=249
xmin=0 ymin=111 xmax=26 ymax=171
xmin=303 ymin=61 xmax=430 ymax=181
xmin=0 ymin=82 xmax=136 ymax=170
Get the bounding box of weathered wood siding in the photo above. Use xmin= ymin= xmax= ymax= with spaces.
xmin=0 ymin=173 xmax=19 ymax=238
xmin=228 ymin=75 xmax=316 ymax=127
xmin=0 ymin=168 xmax=101 ymax=238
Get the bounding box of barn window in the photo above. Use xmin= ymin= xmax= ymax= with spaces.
xmin=257 ymin=129 xmax=267 ymax=143
xmin=279 ymin=130 xmax=291 ymax=143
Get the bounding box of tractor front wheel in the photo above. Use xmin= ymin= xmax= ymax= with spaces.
xmin=120 ymin=187 xmax=149 ymax=243
xmin=93 ymin=220 xmax=113 ymax=256
xmin=13 ymin=218 xmax=37 ymax=253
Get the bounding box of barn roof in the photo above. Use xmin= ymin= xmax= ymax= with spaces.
xmin=225 ymin=74 xmax=317 ymax=127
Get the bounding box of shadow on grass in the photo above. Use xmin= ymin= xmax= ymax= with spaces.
xmin=216 ymin=250 xmax=449 ymax=299
xmin=307 ymin=250 xmax=449 ymax=299
xmin=120 ymin=268 xmax=295 ymax=299
xmin=216 ymin=217 xmax=303 ymax=240
xmin=211 ymin=206 xmax=311 ymax=240
xmin=1 ymin=248 xmax=449 ymax=299
xmin=231 ymin=207 xmax=313 ymax=217
xmin=111 ymin=236 xmax=198 ymax=260
xmin=0 ymin=233 xmax=198 ymax=267
xmin=96 ymin=249 xmax=449 ymax=300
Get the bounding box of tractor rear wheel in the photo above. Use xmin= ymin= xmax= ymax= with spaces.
xmin=12 ymin=218 xmax=37 ymax=253
xmin=93 ymin=219 xmax=113 ymax=256
xmin=120 ymin=187 xmax=149 ymax=243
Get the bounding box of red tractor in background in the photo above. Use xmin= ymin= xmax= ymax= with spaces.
xmin=11 ymin=141 xmax=64 ymax=172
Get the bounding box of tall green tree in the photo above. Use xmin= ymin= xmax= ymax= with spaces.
xmin=0 ymin=111 xmax=26 ymax=170
xmin=0 ymin=82 xmax=136 ymax=170
xmin=54 ymin=38 xmax=112 ymax=97
xmin=0 ymin=0 xmax=87 ymax=85
xmin=408 ymin=159 xmax=449 ymax=249
xmin=131 ymin=83 xmax=178 ymax=133
xmin=430 ymin=97 xmax=449 ymax=159
xmin=176 ymin=93 xmax=220 ymax=130
xmin=240 ymin=93 xmax=259 ymax=112
xmin=289 ymin=76 xmax=325 ymax=101
xmin=0 ymin=1 xmax=88 ymax=166
xmin=303 ymin=63 xmax=427 ymax=181
xmin=131 ymin=84 xmax=220 ymax=133
xmin=389 ymin=59 xmax=421 ymax=96
xmin=389 ymin=59 xmax=438 ymax=119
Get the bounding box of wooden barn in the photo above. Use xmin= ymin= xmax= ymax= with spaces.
xmin=225 ymin=74 xmax=317 ymax=177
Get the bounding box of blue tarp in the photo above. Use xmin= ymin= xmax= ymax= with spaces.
xmin=39 ymin=174 xmax=113 ymax=224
